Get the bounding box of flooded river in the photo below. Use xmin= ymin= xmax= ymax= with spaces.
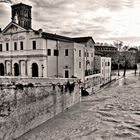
xmin=18 ymin=74 xmax=140 ymax=140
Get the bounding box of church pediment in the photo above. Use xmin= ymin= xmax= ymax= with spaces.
xmin=2 ymin=22 xmax=27 ymax=34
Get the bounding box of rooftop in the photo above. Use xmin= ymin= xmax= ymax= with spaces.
xmin=94 ymin=45 xmax=117 ymax=49
xmin=72 ymin=37 xmax=95 ymax=43
xmin=128 ymin=47 xmax=138 ymax=52
xmin=11 ymin=3 xmax=32 ymax=8
xmin=42 ymin=32 xmax=73 ymax=42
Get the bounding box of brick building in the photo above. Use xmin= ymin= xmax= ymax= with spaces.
xmin=94 ymin=43 xmax=117 ymax=69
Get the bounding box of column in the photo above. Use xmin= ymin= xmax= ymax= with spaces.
xmin=19 ymin=60 xmax=21 ymax=76
xmin=4 ymin=60 xmax=7 ymax=76
xmin=10 ymin=60 xmax=12 ymax=76
xmin=41 ymin=64 xmax=44 ymax=77
xmin=25 ymin=60 xmax=28 ymax=77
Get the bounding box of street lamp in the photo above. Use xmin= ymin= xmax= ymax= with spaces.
xmin=41 ymin=64 xmax=44 ymax=77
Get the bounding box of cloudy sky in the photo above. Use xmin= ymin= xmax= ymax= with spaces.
xmin=1 ymin=0 xmax=140 ymax=46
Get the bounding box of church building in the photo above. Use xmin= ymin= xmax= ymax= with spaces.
xmin=0 ymin=3 xmax=95 ymax=80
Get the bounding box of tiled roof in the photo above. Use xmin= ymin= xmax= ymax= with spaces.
xmin=42 ymin=32 xmax=73 ymax=42
xmin=42 ymin=33 xmax=95 ymax=44
xmin=33 ymin=30 xmax=95 ymax=44
xmin=94 ymin=45 xmax=117 ymax=49
xmin=128 ymin=47 xmax=138 ymax=51
xmin=11 ymin=3 xmax=32 ymax=8
xmin=72 ymin=37 xmax=95 ymax=43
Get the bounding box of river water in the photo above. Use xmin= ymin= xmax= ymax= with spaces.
xmin=18 ymin=74 xmax=140 ymax=140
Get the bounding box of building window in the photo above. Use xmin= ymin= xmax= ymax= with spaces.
xmin=6 ymin=43 xmax=9 ymax=51
xmin=108 ymin=62 xmax=110 ymax=66
xmin=87 ymin=52 xmax=89 ymax=57
xmin=65 ymin=49 xmax=68 ymax=56
xmin=14 ymin=42 xmax=17 ymax=50
xmin=79 ymin=50 xmax=81 ymax=57
xmin=105 ymin=62 xmax=107 ymax=66
xmin=48 ymin=49 xmax=51 ymax=56
xmin=85 ymin=52 xmax=86 ymax=57
xmin=0 ymin=44 xmax=2 ymax=52
xmin=102 ymin=62 xmax=104 ymax=66
xmin=65 ymin=70 xmax=69 ymax=78
xmin=20 ymin=41 xmax=23 ymax=50
xmin=91 ymin=61 xmax=94 ymax=67
xmin=89 ymin=61 xmax=90 ymax=66
xmin=79 ymin=62 xmax=81 ymax=68
xmin=54 ymin=49 xmax=59 ymax=56
xmin=32 ymin=41 xmax=36 ymax=50
xmin=91 ymin=53 xmax=93 ymax=57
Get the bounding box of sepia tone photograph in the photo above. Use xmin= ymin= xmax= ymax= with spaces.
xmin=0 ymin=0 xmax=140 ymax=139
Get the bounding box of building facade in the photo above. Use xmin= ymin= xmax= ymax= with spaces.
xmin=0 ymin=3 xmax=94 ymax=81
xmin=94 ymin=43 xmax=117 ymax=69
xmin=73 ymin=37 xmax=95 ymax=77
xmin=0 ymin=2 xmax=112 ymax=86
xmin=94 ymin=55 xmax=111 ymax=84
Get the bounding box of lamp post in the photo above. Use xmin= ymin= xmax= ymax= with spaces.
xmin=41 ymin=64 xmax=44 ymax=77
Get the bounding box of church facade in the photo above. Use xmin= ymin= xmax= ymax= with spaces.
xmin=0 ymin=3 xmax=95 ymax=80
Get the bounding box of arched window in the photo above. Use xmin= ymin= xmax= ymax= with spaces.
xmin=14 ymin=63 xmax=19 ymax=76
xmin=0 ymin=63 xmax=4 ymax=76
xmin=32 ymin=63 xmax=38 ymax=77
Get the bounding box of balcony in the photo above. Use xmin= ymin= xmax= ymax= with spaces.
xmin=85 ymin=69 xmax=100 ymax=76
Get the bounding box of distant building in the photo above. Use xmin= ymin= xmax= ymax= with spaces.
xmin=128 ymin=47 xmax=138 ymax=53
xmin=94 ymin=43 xmax=117 ymax=69
xmin=94 ymin=55 xmax=111 ymax=84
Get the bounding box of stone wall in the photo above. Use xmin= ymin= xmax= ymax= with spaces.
xmin=0 ymin=77 xmax=78 ymax=85
xmin=84 ymin=73 xmax=101 ymax=94
xmin=0 ymin=79 xmax=81 ymax=140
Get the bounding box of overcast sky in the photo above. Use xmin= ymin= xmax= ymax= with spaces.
xmin=0 ymin=0 xmax=140 ymax=46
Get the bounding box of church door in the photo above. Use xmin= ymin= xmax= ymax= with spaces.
xmin=14 ymin=63 xmax=19 ymax=76
xmin=32 ymin=63 xmax=38 ymax=77
xmin=0 ymin=63 xmax=4 ymax=76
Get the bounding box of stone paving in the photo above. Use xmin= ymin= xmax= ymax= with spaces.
xmin=17 ymin=73 xmax=140 ymax=140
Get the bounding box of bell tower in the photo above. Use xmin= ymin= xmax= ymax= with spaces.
xmin=11 ymin=3 xmax=32 ymax=29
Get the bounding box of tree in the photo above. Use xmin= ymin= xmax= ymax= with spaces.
xmin=134 ymin=64 xmax=137 ymax=76
xmin=122 ymin=45 xmax=128 ymax=77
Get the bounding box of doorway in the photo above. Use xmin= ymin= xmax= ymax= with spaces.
xmin=65 ymin=70 xmax=69 ymax=78
xmin=14 ymin=63 xmax=19 ymax=76
xmin=32 ymin=63 xmax=38 ymax=77
xmin=0 ymin=63 xmax=4 ymax=76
